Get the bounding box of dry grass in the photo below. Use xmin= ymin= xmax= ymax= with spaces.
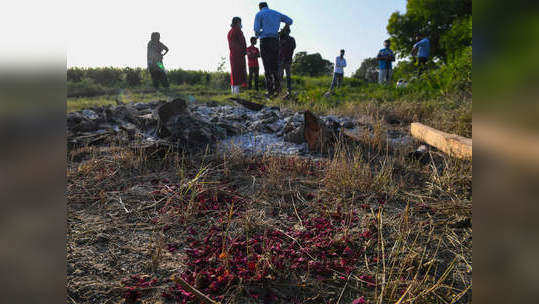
xmin=67 ymin=108 xmax=471 ymax=303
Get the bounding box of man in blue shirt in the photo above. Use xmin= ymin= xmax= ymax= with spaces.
xmin=329 ymin=49 xmax=347 ymax=91
xmin=254 ymin=2 xmax=293 ymax=96
xmin=412 ymin=34 xmax=430 ymax=72
xmin=377 ymin=39 xmax=395 ymax=84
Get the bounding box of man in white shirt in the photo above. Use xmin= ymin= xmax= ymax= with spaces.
xmin=330 ymin=49 xmax=347 ymax=91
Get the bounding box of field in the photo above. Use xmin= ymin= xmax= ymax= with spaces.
xmin=67 ymin=65 xmax=472 ymax=303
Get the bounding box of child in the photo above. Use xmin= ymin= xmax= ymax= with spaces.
xmin=246 ymin=37 xmax=261 ymax=91
xmin=278 ymin=25 xmax=296 ymax=95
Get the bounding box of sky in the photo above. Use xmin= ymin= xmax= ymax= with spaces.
xmin=65 ymin=0 xmax=407 ymax=76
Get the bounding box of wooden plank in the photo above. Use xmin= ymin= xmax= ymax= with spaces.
xmin=229 ymin=97 xmax=264 ymax=111
xmin=304 ymin=111 xmax=335 ymax=151
xmin=410 ymin=122 xmax=472 ymax=159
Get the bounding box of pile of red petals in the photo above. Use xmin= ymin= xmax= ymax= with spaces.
xmin=163 ymin=211 xmax=379 ymax=302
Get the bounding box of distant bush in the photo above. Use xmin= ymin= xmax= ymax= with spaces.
xmin=168 ymin=69 xmax=210 ymax=86
xmin=67 ymin=78 xmax=114 ymax=98
xmin=124 ymin=67 xmax=143 ymax=87
xmin=67 ymin=67 xmax=85 ymax=83
xmin=208 ymin=72 xmax=230 ymax=90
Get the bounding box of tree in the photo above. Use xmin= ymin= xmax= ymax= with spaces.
xmin=353 ymin=58 xmax=378 ymax=82
xmin=291 ymin=52 xmax=333 ymax=77
xmin=387 ymin=0 xmax=472 ymax=62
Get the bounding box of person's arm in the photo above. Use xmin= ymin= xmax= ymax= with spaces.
xmin=390 ymin=51 xmax=395 ymax=62
xmin=280 ymin=13 xmax=293 ymax=26
xmin=342 ymin=58 xmax=347 ymax=68
xmin=291 ymin=38 xmax=296 ymax=52
xmin=411 ymin=44 xmax=418 ymax=56
xmin=254 ymin=13 xmax=262 ymax=37
xmin=412 ymin=39 xmax=425 ymax=56
xmin=161 ymin=43 xmax=169 ymax=56
xmin=240 ymin=33 xmax=247 ymax=55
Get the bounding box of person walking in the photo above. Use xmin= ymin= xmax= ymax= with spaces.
xmin=147 ymin=32 xmax=170 ymax=90
xmin=254 ymin=2 xmax=293 ymax=97
xmin=412 ymin=34 xmax=430 ymax=74
xmin=246 ymin=37 xmax=261 ymax=91
xmin=278 ymin=25 xmax=296 ymax=95
xmin=329 ymin=49 xmax=347 ymax=91
xmin=227 ymin=17 xmax=248 ymax=95
xmin=377 ymin=39 xmax=395 ymax=84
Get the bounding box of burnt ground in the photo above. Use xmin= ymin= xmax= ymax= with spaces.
xmin=67 ymin=101 xmax=471 ymax=304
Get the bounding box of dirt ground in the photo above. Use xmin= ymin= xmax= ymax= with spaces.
xmin=67 ymin=109 xmax=472 ymax=304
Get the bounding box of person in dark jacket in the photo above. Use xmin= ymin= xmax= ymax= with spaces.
xmin=278 ymin=25 xmax=296 ymax=94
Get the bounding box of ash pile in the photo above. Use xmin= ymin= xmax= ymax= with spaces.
xmin=67 ymin=98 xmax=411 ymax=155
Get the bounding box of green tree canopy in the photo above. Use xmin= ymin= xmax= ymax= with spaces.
xmin=353 ymin=57 xmax=378 ymax=82
xmin=387 ymin=0 xmax=472 ymax=62
xmin=291 ymin=52 xmax=333 ymax=77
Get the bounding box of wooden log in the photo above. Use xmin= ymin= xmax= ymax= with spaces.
xmin=229 ymin=97 xmax=264 ymax=111
xmin=304 ymin=111 xmax=335 ymax=151
xmin=410 ymin=122 xmax=472 ymax=159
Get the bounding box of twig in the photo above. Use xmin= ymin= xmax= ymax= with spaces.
xmin=117 ymin=196 xmax=130 ymax=213
xmin=336 ymin=273 xmax=352 ymax=304
xmin=378 ymin=208 xmax=386 ymax=304
xmin=172 ymin=275 xmax=220 ymax=304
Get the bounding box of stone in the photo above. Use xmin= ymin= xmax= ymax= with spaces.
xmin=133 ymin=102 xmax=150 ymax=111
xmin=148 ymin=99 xmax=225 ymax=147
xmin=342 ymin=120 xmax=355 ymax=129
xmin=67 ymin=112 xmax=99 ymax=133
xmin=284 ymin=126 xmax=305 ymax=144
xmin=206 ymin=100 xmax=219 ymax=107
xmin=81 ymin=109 xmax=99 ymax=120
xmin=267 ymin=120 xmax=285 ymax=133
xmin=112 ymin=105 xmax=138 ymax=124
xmin=157 ymin=98 xmax=189 ymax=124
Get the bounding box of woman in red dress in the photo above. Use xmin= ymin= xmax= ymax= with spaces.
xmin=227 ymin=17 xmax=247 ymax=95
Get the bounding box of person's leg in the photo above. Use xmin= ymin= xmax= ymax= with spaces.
xmin=285 ymin=63 xmax=292 ymax=92
xmin=330 ymin=73 xmax=337 ymax=91
xmin=278 ymin=60 xmax=284 ymax=88
xmin=254 ymin=67 xmax=259 ymax=91
xmin=248 ymin=67 xmax=253 ymax=90
xmin=149 ymin=68 xmax=159 ymax=90
xmin=417 ymin=57 xmax=427 ymax=76
xmin=160 ymin=69 xmax=169 ymax=89
xmin=337 ymin=73 xmax=343 ymax=88
xmin=260 ymin=39 xmax=272 ymax=93
xmin=270 ymin=39 xmax=280 ymax=94
xmin=378 ymin=69 xmax=384 ymax=84
xmin=387 ymin=69 xmax=393 ymax=83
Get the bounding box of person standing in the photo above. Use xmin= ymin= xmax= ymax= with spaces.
xmin=330 ymin=49 xmax=347 ymax=91
xmin=246 ymin=37 xmax=261 ymax=91
xmin=227 ymin=17 xmax=248 ymax=95
xmin=254 ymin=2 xmax=293 ymax=97
xmin=412 ymin=34 xmax=430 ymax=74
xmin=278 ymin=25 xmax=296 ymax=95
xmin=147 ymin=32 xmax=170 ymax=90
xmin=377 ymin=39 xmax=395 ymax=84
